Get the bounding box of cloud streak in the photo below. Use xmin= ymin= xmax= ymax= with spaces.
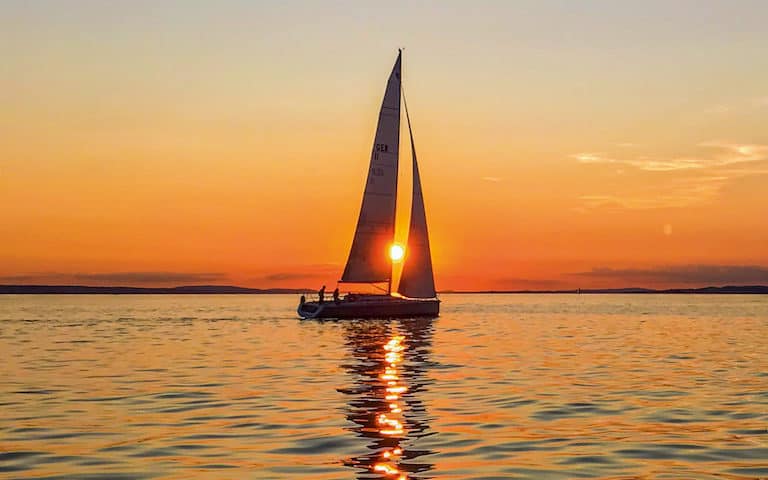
xmin=0 ymin=271 xmax=228 ymax=285
xmin=572 ymin=143 xmax=768 ymax=172
xmin=496 ymin=277 xmax=569 ymax=289
xmin=572 ymin=152 xmax=705 ymax=171
xmin=254 ymin=263 xmax=340 ymax=284
xmin=75 ymin=272 xmax=227 ymax=283
xmin=752 ymin=96 xmax=768 ymax=108
xmin=262 ymin=272 xmax=314 ymax=281
xmin=576 ymin=175 xmax=728 ymax=210
xmin=572 ymin=265 xmax=768 ymax=286
xmin=572 ymin=142 xmax=768 ymax=210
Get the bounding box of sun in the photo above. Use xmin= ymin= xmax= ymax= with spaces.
xmin=389 ymin=244 xmax=405 ymax=262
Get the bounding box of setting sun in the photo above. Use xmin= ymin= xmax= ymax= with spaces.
xmin=389 ymin=244 xmax=405 ymax=262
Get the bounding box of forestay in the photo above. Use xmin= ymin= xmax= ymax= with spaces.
xmin=341 ymin=52 xmax=402 ymax=283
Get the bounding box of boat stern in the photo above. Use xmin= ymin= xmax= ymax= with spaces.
xmin=297 ymin=300 xmax=323 ymax=319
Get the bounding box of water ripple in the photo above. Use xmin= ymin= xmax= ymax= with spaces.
xmin=0 ymin=294 xmax=766 ymax=479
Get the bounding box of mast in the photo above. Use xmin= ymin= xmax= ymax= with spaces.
xmin=388 ymin=50 xmax=403 ymax=296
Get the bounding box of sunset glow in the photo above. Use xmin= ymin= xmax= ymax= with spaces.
xmin=3 ymin=3 xmax=768 ymax=479
xmin=1 ymin=1 xmax=766 ymax=290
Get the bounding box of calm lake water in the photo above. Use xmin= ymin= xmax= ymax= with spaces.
xmin=1 ymin=294 xmax=767 ymax=479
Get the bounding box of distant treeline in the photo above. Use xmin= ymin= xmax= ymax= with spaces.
xmin=1 ymin=285 xmax=767 ymax=294
xmin=0 ymin=285 xmax=312 ymax=294
xmin=441 ymin=285 xmax=768 ymax=294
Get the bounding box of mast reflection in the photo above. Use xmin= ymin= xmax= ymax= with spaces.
xmin=339 ymin=318 xmax=435 ymax=479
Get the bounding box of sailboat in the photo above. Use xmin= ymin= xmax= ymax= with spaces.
xmin=298 ymin=50 xmax=439 ymax=319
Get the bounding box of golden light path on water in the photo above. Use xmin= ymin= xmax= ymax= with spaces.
xmin=374 ymin=334 xmax=407 ymax=479
xmin=2 ymin=294 xmax=768 ymax=479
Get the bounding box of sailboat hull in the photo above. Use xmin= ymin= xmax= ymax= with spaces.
xmin=298 ymin=295 xmax=439 ymax=320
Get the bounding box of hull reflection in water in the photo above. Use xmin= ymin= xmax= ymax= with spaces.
xmin=338 ymin=318 xmax=435 ymax=479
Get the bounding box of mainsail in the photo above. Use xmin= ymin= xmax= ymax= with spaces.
xmin=398 ymin=97 xmax=436 ymax=298
xmin=341 ymin=52 xmax=402 ymax=284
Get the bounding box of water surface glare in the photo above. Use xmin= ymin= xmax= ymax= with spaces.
xmin=1 ymin=294 xmax=767 ymax=479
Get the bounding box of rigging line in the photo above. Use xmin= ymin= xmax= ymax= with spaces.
xmin=401 ymin=86 xmax=416 ymax=153
xmin=397 ymin=85 xmax=419 ymax=297
xmin=401 ymin=85 xmax=420 ymax=186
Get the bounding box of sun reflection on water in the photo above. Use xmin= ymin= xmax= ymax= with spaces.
xmin=339 ymin=319 xmax=434 ymax=479
xmin=374 ymin=334 xmax=408 ymax=477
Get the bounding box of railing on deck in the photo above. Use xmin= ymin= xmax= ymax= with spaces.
xmin=301 ymin=292 xmax=346 ymax=303
xmin=300 ymin=290 xmax=393 ymax=304
xmin=299 ymin=281 xmax=393 ymax=304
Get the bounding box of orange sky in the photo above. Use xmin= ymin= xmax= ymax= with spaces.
xmin=2 ymin=1 xmax=767 ymax=290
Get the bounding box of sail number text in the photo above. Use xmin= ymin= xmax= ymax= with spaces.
xmin=373 ymin=143 xmax=390 ymax=161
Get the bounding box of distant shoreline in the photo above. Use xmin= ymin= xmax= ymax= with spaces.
xmin=441 ymin=286 xmax=768 ymax=294
xmin=0 ymin=285 xmax=312 ymax=295
xmin=1 ymin=285 xmax=766 ymax=294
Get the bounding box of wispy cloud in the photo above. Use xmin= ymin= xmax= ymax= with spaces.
xmin=572 ymin=143 xmax=768 ymax=172
xmin=75 ymin=272 xmax=226 ymax=284
xmin=572 ymin=142 xmax=768 ymax=210
xmin=572 ymin=153 xmax=611 ymax=164
xmin=253 ymin=263 xmax=340 ymax=285
xmin=496 ymin=277 xmax=569 ymax=290
xmin=0 ymin=273 xmax=59 ymax=283
xmin=576 ymin=176 xmax=728 ymax=210
xmin=0 ymin=271 xmax=228 ymax=285
xmin=571 ymin=265 xmax=768 ymax=286
xmin=628 ymin=157 xmax=706 ymax=172
xmin=703 ymin=105 xmax=731 ymax=115
xmin=752 ymin=96 xmax=768 ymax=108
xmin=699 ymin=142 xmax=768 ymax=164
xmin=572 ymin=152 xmax=703 ymax=171
xmin=262 ymin=272 xmax=312 ymax=281
xmin=482 ymin=176 xmax=503 ymax=183
xmin=702 ymin=96 xmax=768 ymax=113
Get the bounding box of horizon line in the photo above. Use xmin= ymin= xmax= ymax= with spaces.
xmin=1 ymin=284 xmax=767 ymax=294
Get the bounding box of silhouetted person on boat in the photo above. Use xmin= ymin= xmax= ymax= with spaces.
xmin=318 ymin=285 xmax=326 ymax=304
xmin=333 ymin=287 xmax=340 ymax=303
